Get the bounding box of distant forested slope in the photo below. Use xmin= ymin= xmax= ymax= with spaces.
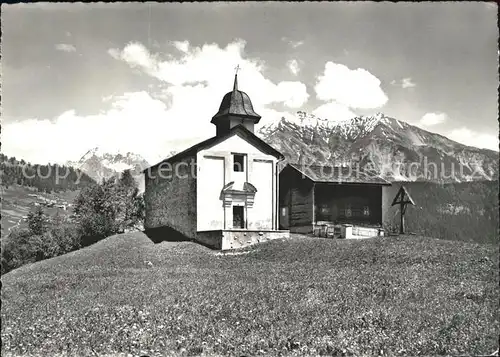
xmin=0 ymin=154 xmax=95 ymax=192
xmin=383 ymin=181 xmax=498 ymax=244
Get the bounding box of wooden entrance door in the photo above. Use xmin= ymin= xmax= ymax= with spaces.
xmin=233 ymin=205 xmax=245 ymax=229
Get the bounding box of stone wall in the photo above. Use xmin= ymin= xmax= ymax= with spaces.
xmin=144 ymin=156 xmax=197 ymax=239
xmin=196 ymin=230 xmax=223 ymax=249
xmin=196 ymin=229 xmax=290 ymax=250
xmin=222 ymin=230 xmax=290 ymax=250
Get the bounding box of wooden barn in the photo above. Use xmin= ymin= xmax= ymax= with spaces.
xmin=279 ymin=163 xmax=391 ymax=238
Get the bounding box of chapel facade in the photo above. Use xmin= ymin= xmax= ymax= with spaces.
xmin=143 ymin=74 xmax=290 ymax=250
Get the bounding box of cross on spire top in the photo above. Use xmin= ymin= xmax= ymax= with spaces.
xmin=232 ymin=65 xmax=240 ymax=92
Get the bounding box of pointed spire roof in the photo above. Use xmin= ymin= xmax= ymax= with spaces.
xmin=211 ymin=74 xmax=261 ymax=123
xmin=233 ymin=73 xmax=238 ymax=92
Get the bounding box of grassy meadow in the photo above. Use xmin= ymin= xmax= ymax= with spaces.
xmin=1 ymin=233 xmax=498 ymax=356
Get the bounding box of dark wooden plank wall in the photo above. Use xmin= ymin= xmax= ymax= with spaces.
xmin=314 ymin=183 xmax=383 ymax=226
xmin=289 ymin=183 xmax=314 ymax=227
xmin=279 ymin=166 xmax=314 ymax=229
xmin=280 ymin=166 xmax=385 ymax=230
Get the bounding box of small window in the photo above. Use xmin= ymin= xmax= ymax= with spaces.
xmin=233 ymin=154 xmax=245 ymax=172
xmin=363 ymin=206 xmax=370 ymax=217
xmin=233 ymin=206 xmax=245 ymax=228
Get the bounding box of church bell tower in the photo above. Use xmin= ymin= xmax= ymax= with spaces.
xmin=211 ymin=73 xmax=262 ymax=137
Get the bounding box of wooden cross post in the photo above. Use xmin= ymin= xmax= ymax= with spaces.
xmin=391 ymin=185 xmax=415 ymax=235
xmin=400 ymin=201 xmax=405 ymax=234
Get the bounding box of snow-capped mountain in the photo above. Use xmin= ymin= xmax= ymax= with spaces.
xmin=258 ymin=112 xmax=498 ymax=183
xmin=65 ymin=113 xmax=497 ymax=189
xmin=67 ymin=147 xmax=150 ymax=191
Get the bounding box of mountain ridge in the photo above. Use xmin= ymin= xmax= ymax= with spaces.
xmin=66 ymin=147 xmax=150 ymax=191
xmin=64 ymin=112 xmax=497 ymax=186
xmin=258 ymin=112 xmax=498 ymax=183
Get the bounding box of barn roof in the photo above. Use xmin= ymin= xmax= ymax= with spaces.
xmin=144 ymin=124 xmax=283 ymax=173
xmin=285 ymin=163 xmax=391 ymax=185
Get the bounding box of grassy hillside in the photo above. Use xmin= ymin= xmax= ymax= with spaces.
xmin=383 ymin=180 xmax=499 ymax=244
xmin=1 ymin=233 xmax=498 ymax=356
xmin=1 ymin=185 xmax=80 ymax=237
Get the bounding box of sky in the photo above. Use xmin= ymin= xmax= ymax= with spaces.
xmin=1 ymin=2 xmax=498 ymax=165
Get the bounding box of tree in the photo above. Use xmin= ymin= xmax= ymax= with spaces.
xmin=73 ymin=179 xmax=116 ymax=244
xmin=1 ymin=211 xmax=82 ymax=275
xmin=73 ymin=172 xmax=145 ymax=246
xmin=1 ymin=228 xmax=35 ymax=274
xmin=119 ymin=169 xmax=136 ymax=188
xmin=48 ymin=214 xmax=81 ymax=255
xmin=116 ymin=170 xmax=143 ymax=232
xmin=27 ymin=206 xmax=49 ymax=236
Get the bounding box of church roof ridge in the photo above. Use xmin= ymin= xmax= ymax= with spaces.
xmin=143 ymin=124 xmax=283 ymax=173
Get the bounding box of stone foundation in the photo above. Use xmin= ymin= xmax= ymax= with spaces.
xmin=288 ymin=225 xmax=314 ymax=234
xmin=351 ymin=225 xmax=384 ymax=238
xmin=196 ymin=229 xmax=290 ymax=250
xmin=313 ymin=223 xmax=384 ymax=239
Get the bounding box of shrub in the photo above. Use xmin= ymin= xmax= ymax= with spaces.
xmin=1 ymin=170 xmax=145 ymax=275
xmin=1 ymin=210 xmax=81 ymax=275
xmin=73 ymin=170 xmax=144 ymax=246
xmin=1 ymin=228 xmax=34 ymax=274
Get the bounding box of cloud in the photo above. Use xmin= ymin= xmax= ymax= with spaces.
xmin=448 ymin=127 xmax=499 ymax=151
xmin=3 ymin=89 xmax=300 ymax=165
xmin=108 ymin=43 xmax=157 ymax=70
xmin=419 ymin=112 xmax=448 ymax=127
xmin=172 ymin=40 xmax=189 ymax=53
xmin=3 ymin=40 xmax=310 ymax=165
xmin=290 ymin=40 xmax=304 ymax=48
xmin=274 ymin=82 xmax=308 ymax=108
xmin=55 ymin=43 xmax=76 ymax=53
xmin=312 ymin=102 xmax=357 ymax=122
xmin=281 ymin=37 xmax=304 ymax=48
xmin=256 ymin=108 xmax=299 ymax=130
xmin=391 ymin=77 xmax=416 ymax=89
xmin=2 ymin=92 xmax=182 ymax=164
xmin=401 ymin=77 xmax=416 ymax=89
xmin=108 ymin=40 xmax=309 ymax=110
xmin=315 ymin=62 xmax=388 ymax=109
xmin=287 ymin=59 xmax=300 ymax=76
xmin=311 ymin=62 xmax=386 ymax=122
